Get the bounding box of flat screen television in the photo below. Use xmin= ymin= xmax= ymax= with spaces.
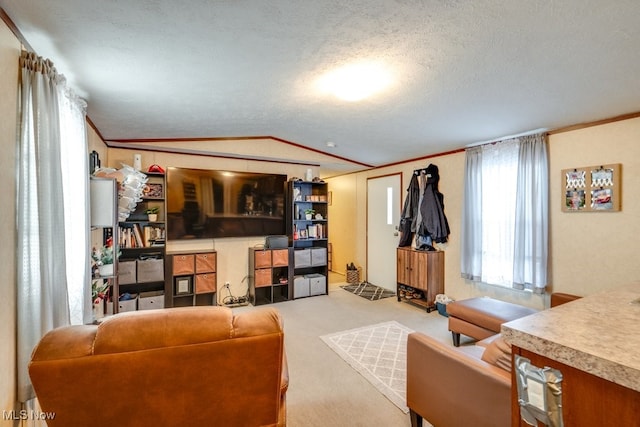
xmin=166 ymin=167 xmax=287 ymax=240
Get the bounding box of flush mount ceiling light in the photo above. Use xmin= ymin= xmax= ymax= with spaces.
xmin=326 ymin=141 xmax=336 ymax=148
xmin=316 ymin=61 xmax=393 ymax=102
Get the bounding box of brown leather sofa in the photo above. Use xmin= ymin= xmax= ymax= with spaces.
xmin=29 ymin=306 xmax=288 ymax=427
xmin=407 ymin=293 xmax=581 ymax=427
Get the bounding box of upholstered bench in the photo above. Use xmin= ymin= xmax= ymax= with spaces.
xmin=447 ymin=297 xmax=538 ymax=346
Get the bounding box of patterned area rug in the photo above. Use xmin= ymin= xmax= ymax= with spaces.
xmin=320 ymin=321 xmax=414 ymax=413
xmin=340 ymin=282 xmax=396 ymax=301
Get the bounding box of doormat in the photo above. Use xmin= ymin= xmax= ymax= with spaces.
xmin=341 ymin=282 xmax=396 ymax=301
xmin=320 ymin=321 xmax=413 ymax=413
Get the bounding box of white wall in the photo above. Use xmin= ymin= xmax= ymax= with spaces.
xmin=328 ymin=117 xmax=640 ymax=310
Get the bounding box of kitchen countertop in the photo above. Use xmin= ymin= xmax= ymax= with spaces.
xmin=501 ymin=282 xmax=640 ymax=392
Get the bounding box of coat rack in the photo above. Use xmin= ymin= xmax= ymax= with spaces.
xmin=413 ymin=168 xmax=432 ymax=178
xmin=561 ymin=163 xmax=621 ymax=212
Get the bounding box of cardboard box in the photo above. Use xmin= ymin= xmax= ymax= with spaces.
xmin=137 ymin=258 xmax=164 ymax=283
xmin=118 ymin=260 xmax=137 ymax=284
xmin=138 ymin=291 xmax=165 ymax=310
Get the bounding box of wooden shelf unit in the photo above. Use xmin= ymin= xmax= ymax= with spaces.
xmin=248 ymin=247 xmax=291 ymax=305
xmin=165 ymin=250 xmax=217 ymax=307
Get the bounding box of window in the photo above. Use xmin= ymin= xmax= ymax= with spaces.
xmin=460 ymin=133 xmax=548 ymax=292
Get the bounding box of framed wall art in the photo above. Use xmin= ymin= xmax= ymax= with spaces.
xmin=561 ymin=163 xmax=621 ymax=212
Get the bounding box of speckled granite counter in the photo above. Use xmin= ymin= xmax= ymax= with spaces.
xmin=501 ymin=282 xmax=640 ymax=392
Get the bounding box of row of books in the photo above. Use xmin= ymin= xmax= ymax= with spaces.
xmin=119 ymin=224 xmax=165 ymax=248
xmin=293 ymin=223 xmax=327 ymax=240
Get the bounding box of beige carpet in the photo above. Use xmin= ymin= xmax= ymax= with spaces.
xmin=321 ymin=321 xmax=414 ymax=413
xmin=234 ymin=277 xmax=464 ymax=426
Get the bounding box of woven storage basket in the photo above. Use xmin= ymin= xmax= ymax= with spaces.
xmin=346 ymin=268 xmax=361 ymax=284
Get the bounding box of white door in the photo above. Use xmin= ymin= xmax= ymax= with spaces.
xmin=367 ymin=174 xmax=402 ymax=291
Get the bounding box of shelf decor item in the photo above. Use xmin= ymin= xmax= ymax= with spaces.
xmin=144 ymin=183 xmax=164 ymax=199
xmin=94 ymin=164 xmax=148 ymax=221
xmin=304 ymin=208 xmax=315 ymax=220
xmin=145 ymin=206 xmax=159 ymax=222
xmin=562 ymin=163 xmax=621 ymax=212
xmin=92 ymin=280 xmax=109 ymax=319
xmin=92 ymin=238 xmax=121 ymax=277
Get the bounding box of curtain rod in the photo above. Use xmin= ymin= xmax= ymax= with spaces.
xmin=465 ymin=128 xmax=548 ymax=149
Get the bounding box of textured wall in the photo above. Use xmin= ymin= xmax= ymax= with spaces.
xmin=328 ymin=117 xmax=640 ymax=310
xmin=549 ymin=118 xmax=640 ymax=297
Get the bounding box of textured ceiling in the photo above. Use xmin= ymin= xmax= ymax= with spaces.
xmin=2 ymin=0 xmax=640 ymax=173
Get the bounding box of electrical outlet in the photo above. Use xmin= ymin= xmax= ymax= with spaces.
xmin=224 ymin=281 xmax=230 ymax=288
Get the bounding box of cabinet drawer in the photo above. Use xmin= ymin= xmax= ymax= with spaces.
xmin=173 ymin=254 xmax=194 ymax=275
xmin=254 ymin=250 xmax=272 ymax=268
xmin=196 ymin=252 xmax=216 ymax=273
xmin=195 ymin=273 xmax=216 ymax=294
xmin=255 ymin=268 xmax=272 ymax=287
xmin=271 ymin=249 xmax=289 ymax=267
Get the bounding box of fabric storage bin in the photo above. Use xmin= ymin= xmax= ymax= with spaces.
xmin=138 ymin=291 xmax=165 ymax=310
xmin=306 ymin=273 xmax=326 ymax=296
xmin=118 ymin=294 xmax=138 ymax=312
xmin=195 ymin=252 xmax=216 ymax=273
xmin=137 ymin=258 xmax=164 ymax=283
xmin=294 ymin=249 xmax=311 ymax=268
xmin=254 ymin=269 xmax=272 ymax=287
xmin=172 ymin=254 xmax=195 ymax=275
xmin=293 ymin=276 xmax=310 ymax=298
xmin=254 ymin=250 xmax=272 ymax=269
xmin=310 ymin=247 xmax=327 ymax=266
xmin=195 ymin=273 xmax=216 ymax=294
xmin=271 ymin=249 xmax=289 ymax=267
xmin=118 ymin=260 xmax=137 ymax=285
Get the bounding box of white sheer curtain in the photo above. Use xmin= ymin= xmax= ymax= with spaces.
xmin=16 ymin=51 xmax=89 ymax=404
xmin=513 ymin=134 xmax=549 ymax=291
xmin=58 ymin=79 xmax=91 ymax=325
xmin=460 ymin=133 xmax=548 ymax=293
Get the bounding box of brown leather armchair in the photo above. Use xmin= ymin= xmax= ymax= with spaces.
xmin=29 ymin=306 xmax=288 ymax=427
xmin=407 ymin=333 xmax=511 ymax=427
xmin=407 ymin=293 xmax=581 ymax=427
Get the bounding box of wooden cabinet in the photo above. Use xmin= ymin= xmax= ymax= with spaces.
xmin=512 ymin=346 xmax=640 ymax=426
xmin=396 ymin=247 xmax=444 ymax=312
xmin=248 ymin=248 xmax=291 ymax=305
xmin=165 ymin=251 xmax=217 ymax=307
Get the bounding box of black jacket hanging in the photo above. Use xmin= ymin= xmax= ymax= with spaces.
xmin=398 ymin=173 xmax=419 ymax=247
xmin=398 ymin=164 xmax=450 ymax=247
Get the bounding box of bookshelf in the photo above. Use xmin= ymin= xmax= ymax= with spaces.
xmin=116 ymin=172 xmax=167 ymax=308
xmin=286 ymin=179 xmax=329 ymax=298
